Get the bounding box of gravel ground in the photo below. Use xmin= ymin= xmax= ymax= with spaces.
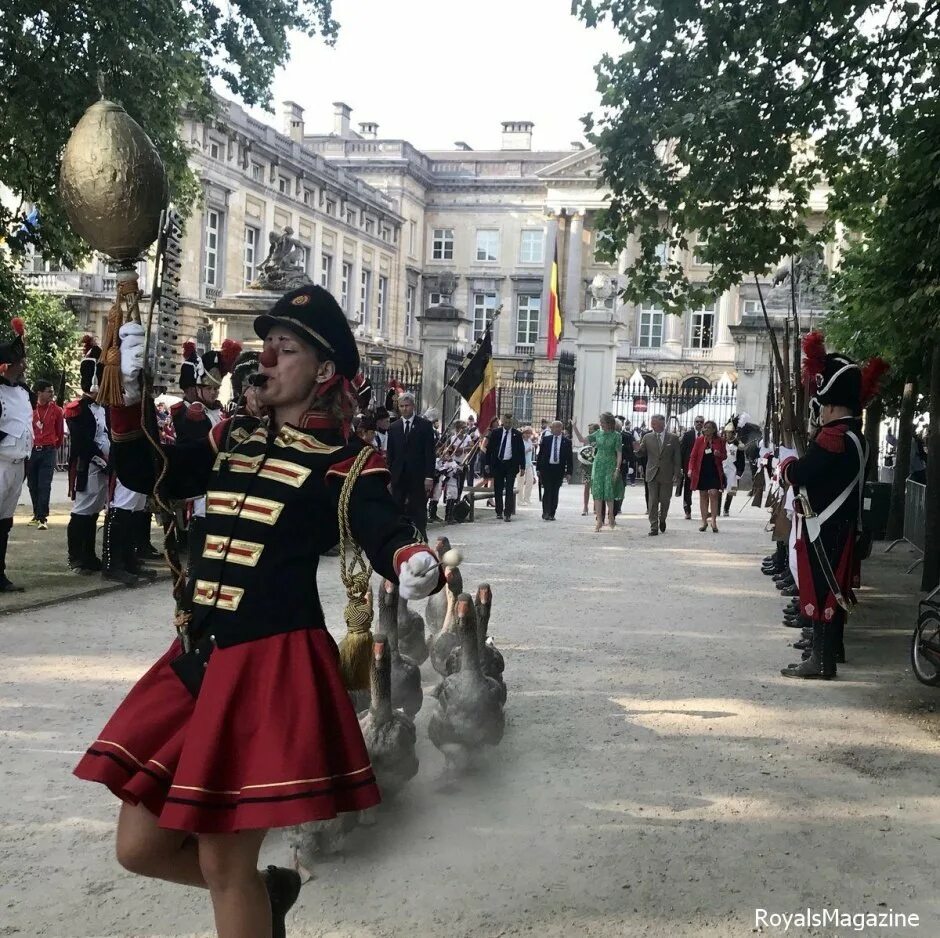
xmin=1 ymin=483 xmax=937 ymax=938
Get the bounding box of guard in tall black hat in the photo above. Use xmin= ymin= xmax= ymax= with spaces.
xmin=777 ymin=332 xmax=888 ymax=679
xmin=64 ymin=335 xmax=111 ymax=576
xmin=0 ymin=318 xmax=32 ymax=591
xmin=75 ymin=283 xmax=444 ymax=938
xmin=227 ymin=349 xmax=261 ymax=416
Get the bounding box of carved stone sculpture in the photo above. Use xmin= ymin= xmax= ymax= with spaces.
xmin=252 ymin=226 xmax=311 ymax=291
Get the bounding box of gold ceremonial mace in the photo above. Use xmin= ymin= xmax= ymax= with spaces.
xmin=59 ymin=87 xmax=168 ymax=404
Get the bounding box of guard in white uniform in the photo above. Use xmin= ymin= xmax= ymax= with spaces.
xmin=0 ymin=319 xmax=32 ymax=592
xmin=65 ymin=344 xmax=110 ymax=574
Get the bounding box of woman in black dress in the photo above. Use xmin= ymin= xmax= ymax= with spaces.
xmin=688 ymin=419 xmax=727 ymax=532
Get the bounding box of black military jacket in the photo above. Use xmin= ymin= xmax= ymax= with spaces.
xmin=111 ymin=407 xmax=428 ymax=648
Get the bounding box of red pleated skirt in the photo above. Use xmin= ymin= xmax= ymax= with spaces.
xmin=73 ymin=628 xmax=381 ymax=833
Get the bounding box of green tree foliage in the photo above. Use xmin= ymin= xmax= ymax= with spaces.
xmin=0 ymin=0 xmax=338 ymax=301
xmin=0 ymin=292 xmax=79 ymax=393
xmin=573 ymin=0 xmax=940 ymax=311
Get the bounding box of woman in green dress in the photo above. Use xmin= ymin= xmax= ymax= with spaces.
xmin=573 ymin=412 xmax=624 ymax=531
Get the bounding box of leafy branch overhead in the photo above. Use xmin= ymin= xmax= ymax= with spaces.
xmin=0 ymin=0 xmax=338 ymax=277
xmin=573 ymin=0 xmax=940 ymax=312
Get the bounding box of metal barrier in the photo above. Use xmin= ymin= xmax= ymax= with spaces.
xmin=885 ymin=479 xmax=926 ymax=573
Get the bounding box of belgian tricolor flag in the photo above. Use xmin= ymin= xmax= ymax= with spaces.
xmin=452 ymin=329 xmax=496 ymax=429
xmin=546 ymin=238 xmax=562 ymax=361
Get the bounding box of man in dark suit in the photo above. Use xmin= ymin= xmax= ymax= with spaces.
xmin=536 ymin=420 xmax=572 ymax=520
xmin=385 ymin=391 xmax=436 ymax=538
xmin=485 ymin=413 xmax=525 ymax=521
xmin=679 ymin=414 xmax=705 ymax=520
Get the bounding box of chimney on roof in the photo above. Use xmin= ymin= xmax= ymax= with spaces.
xmin=359 ymin=121 xmax=379 ymax=139
xmin=454 ymin=141 xmax=473 ymax=151
xmin=333 ymin=101 xmax=352 ymax=138
xmin=501 ymin=121 xmax=533 ymax=151
xmin=282 ymin=101 xmax=305 ymax=144
xmin=570 ymin=141 xmax=585 ymax=151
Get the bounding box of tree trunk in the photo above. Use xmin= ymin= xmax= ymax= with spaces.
xmin=886 ymin=380 xmax=916 ymax=541
xmin=863 ymin=399 xmax=883 ymax=480
xmin=922 ymin=343 xmax=940 ymax=591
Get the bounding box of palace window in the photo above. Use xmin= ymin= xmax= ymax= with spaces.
xmin=475 ymin=229 xmax=500 ymax=263
xmin=250 ymin=162 xmax=264 ymax=182
xmin=320 ymin=253 xmax=333 ymax=291
xmin=516 ymin=294 xmax=541 ymax=349
xmin=519 ymin=229 xmax=544 ymax=264
xmin=359 ymin=269 xmax=372 ymax=324
xmin=376 ymin=275 xmax=388 ymax=332
xmin=341 ymin=262 xmax=352 ymax=312
xmin=473 ymin=292 xmax=497 ymax=341
xmin=243 ymin=226 xmax=259 ymax=287
xmin=638 ymin=303 xmax=664 ymax=348
xmin=405 ymin=285 xmax=416 ymax=339
xmin=204 ymin=209 xmax=223 ymax=287
xmin=432 ymin=228 xmax=454 ymax=261
xmin=689 ymin=303 xmax=716 ymax=349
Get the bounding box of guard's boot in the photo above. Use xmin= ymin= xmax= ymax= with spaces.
xmin=136 ymin=512 xmax=161 ymax=561
xmin=444 ymin=499 xmax=456 ymax=524
xmin=262 ymin=865 xmax=302 ymax=938
xmin=124 ymin=516 xmax=157 ymax=581
xmin=832 ymin=610 xmax=846 ymax=664
xmin=763 ymin=542 xmax=786 ymax=575
xmin=782 ymin=619 xmax=836 ymax=679
xmin=0 ymin=517 xmax=23 ymax=592
xmin=723 ymin=492 xmax=733 ymax=516
xmin=67 ymin=514 xmax=87 ymax=574
xmin=427 ymin=500 xmax=440 ymax=522
xmin=103 ymin=509 xmax=139 ymax=586
xmin=81 ymin=513 xmax=103 ymax=572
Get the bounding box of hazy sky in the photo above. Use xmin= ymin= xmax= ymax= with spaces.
xmin=245 ymin=0 xmax=622 ymax=151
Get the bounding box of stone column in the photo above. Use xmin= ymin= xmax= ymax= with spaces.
xmin=563 ymin=210 xmax=585 ymax=323
xmin=664 ymin=308 xmax=684 ymax=353
xmin=418 ymin=303 xmax=472 ymax=417
xmin=572 ymin=294 xmax=624 ymax=479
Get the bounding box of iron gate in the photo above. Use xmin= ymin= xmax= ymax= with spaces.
xmin=496 ymin=353 xmax=577 ymax=426
xmin=612 ymin=375 xmax=737 ymax=432
xmin=361 ymin=359 xmax=423 ymax=414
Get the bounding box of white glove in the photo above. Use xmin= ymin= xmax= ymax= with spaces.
xmin=398 ymin=550 xmax=440 ymax=600
xmin=778 ymin=446 xmax=797 ymax=463
xmin=119 ymin=322 xmax=146 ymax=405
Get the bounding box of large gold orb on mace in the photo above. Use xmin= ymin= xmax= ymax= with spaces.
xmin=59 ymin=98 xmax=168 ymax=261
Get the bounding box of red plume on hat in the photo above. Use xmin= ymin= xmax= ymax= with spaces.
xmin=182 ymin=340 xmax=197 ymax=361
xmin=860 ymin=357 xmax=890 ymax=407
xmin=219 ymin=339 xmax=242 ymax=376
xmin=10 ymin=317 xmax=25 ymax=337
xmin=81 ymin=333 xmax=95 ymax=352
xmin=801 ymin=331 xmax=828 ymax=387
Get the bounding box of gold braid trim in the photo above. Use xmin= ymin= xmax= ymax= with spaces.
xmin=336 ymin=447 xmax=375 ymax=690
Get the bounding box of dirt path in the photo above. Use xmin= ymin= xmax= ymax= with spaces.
xmin=1 ymin=485 xmax=937 ymax=937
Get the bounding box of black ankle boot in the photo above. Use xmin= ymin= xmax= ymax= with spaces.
xmin=81 ymin=514 xmax=103 ymax=572
xmin=0 ymin=517 xmax=22 ymax=592
xmin=262 ymin=865 xmax=302 ymax=938
xmin=782 ymin=619 xmax=836 ymax=679
xmin=428 ymin=500 xmax=440 ymax=522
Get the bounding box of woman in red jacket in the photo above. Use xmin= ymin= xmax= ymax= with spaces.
xmin=688 ymin=419 xmax=726 ymax=532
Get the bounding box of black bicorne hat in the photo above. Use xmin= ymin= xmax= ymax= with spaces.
xmin=80 ymin=340 xmax=103 ymax=395
xmin=0 ymin=318 xmax=26 ymax=366
xmin=253 ymin=285 xmax=360 ymax=380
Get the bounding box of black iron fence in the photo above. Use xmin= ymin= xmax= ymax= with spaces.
xmin=361 ymin=360 xmax=424 ymax=414
xmin=612 ymin=375 xmax=737 ymax=432
xmin=495 ymin=352 xmax=576 ymax=426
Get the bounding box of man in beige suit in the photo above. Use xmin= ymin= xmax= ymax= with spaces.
xmin=636 ymin=414 xmax=682 ymax=536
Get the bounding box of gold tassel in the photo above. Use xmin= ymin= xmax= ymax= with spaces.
xmin=96 ymin=276 xmax=140 ymax=407
xmin=336 ymin=448 xmax=376 ymax=690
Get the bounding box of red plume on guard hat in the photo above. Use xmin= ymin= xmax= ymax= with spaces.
xmin=801 ymin=331 xmax=862 ymax=412
xmin=0 ymin=317 xmax=26 ymax=366
xmin=253 ymin=284 xmax=360 ymax=379
xmin=79 ymin=332 xmax=103 ymax=394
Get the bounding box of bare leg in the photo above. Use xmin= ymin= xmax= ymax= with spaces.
xmin=698 ymin=491 xmax=708 ymax=528
xmin=607 ymin=500 xmax=616 ymax=528
xmin=710 ymin=490 xmax=720 ymax=530
xmin=199 ymin=829 xmax=271 ymax=938
xmin=583 ymin=480 xmax=590 ymax=514
xmin=115 ymin=802 xmax=206 ymax=887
